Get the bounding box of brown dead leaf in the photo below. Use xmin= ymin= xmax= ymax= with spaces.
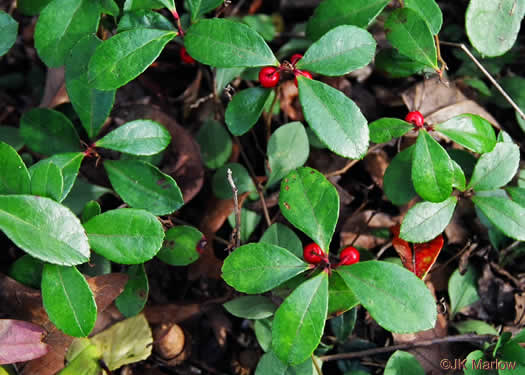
xmin=514 ymin=292 xmax=525 ymax=326
xmin=340 ymin=210 xmax=397 ymax=249
xmin=145 ymin=303 xmax=205 ymax=325
xmin=279 ymin=81 xmax=302 ymax=121
xmin=478 ymin=264 xmax=515 ymax=323
xmin=39 ymin=67 xmax=69 ymax=108
xmin=206 ymin=306 xmax=232 ymax=348
xmin=363 ymin=150 xmax=389 ymax=188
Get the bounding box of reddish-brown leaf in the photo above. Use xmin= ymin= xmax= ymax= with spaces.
xmin=0 ymin=320 xmax=49 ymax=364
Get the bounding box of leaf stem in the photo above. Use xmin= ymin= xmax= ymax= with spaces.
xmin=227 ymin=168 xmax=241 ymax=249
xmin=312 ymin=354 xmax=323 ymax=375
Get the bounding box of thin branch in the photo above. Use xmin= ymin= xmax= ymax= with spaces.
xmin=312 ymin=354 xmax=323 ymax=375
xmin=227 ymin=168 xmax=241 ymax=249
xmin=324 ymin=144 xmax=383 ymax=178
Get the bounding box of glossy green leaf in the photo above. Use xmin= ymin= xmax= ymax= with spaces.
xmin=17 ymin=0 xmax=53 ymax=15
xmin=242 ymin=14 xmax=276 ymax=41
xmin=330 ymin=308 xmax=357 ymax=341
xmin=59 ymin=339 xmax=101 ymax=375
xmin=400 ymin=197 xmax=457 ymax=243
xmin=0 ymin=195 xmax=90 ymax=265
xmin=466 ymin=0 xmax=525 ymax=57
xmin=296 ymin=25 xmax=375 ymax=76
xmin=254 ymin=318 xmax=272 ymax=352
xmin=123 ymin=0 xmax=164 ymax=10
xmin=0 ymin=142 xmax=30 ymax=195
xmin=8 ymin=255 xmax=44 ymax=289
xmin=0 ymin=12 xmax=18 ymax=57
xmin=66 ymin=35 xmax=115 ymax=139
xmin=215 ymin=67 xmax=245 ymax=93
xmin=279 ymin=167 xmax=339 ymax=252
xmin=464 ymin=350 xmax=486 ymax=375
xmin=88 ymin=29 xmax=176 ymax=90
xmin=452 ymin=160 xmax=466 ymax=192
xmin=228 ymin=208 xmax=261 ymax=243
xmin=187 ymin=0 xmax=223 ymax=21
xmin=384 ymin=146 xmax=417 ymax=205
xmin=507 ymin=187 xmax=525 ymax=207
xmin=375 ymin=48 xmax=427 ymax=78
xmin=255 ymin=351 xmax=315 ymax=375
xmin=412 ymin=130 xmax=454 ymax=202
xmin=157 ymin=225 xmax=203 ymax=266
xmin=185 ymin=18 xmax=278 ymax=68
xmin=95 ymin=120 xmax=171 ymax=155
xmin=497 ymin=129 xmax=514 ymax=143
xmin=453 ymin=319 xmax=498 ymax=336
xmin=225 ymin=87 xmax=272 ymax=136
xmin=20 ymin=108 xmax=81 ymax=155
xmin=472 ymin=196 xmax=525 ymax=241
xmin=156 ymin=0 xmax=175 ymax=11
xmin=385 ymin=8 xmax=438 ymax=69
xmin=196 ymin=120 xmax=232 ymax=169
xmin=212 ymin=163 xmax=255 ymax=199
xmin=435 ymin=114 xmax=496 ymax=153
xmin=30 ymin=161 xmax=64 ymax=201
xmin=404 ymin=0 xmax=443 ymax=35
xmin=260 ymin=223 xmax=303 ymax=259
xmin=34 ymin=0 xmax=101 ymax=67
xmin=115 ymin=264 xmax=149 ymax=317
xmin=369 ymin=118 xmax=413 ymax=143
xmin=267 ymin=122 xmax=309 ymax=187
xmin=223 ymin=296 xmax=276 ymax=320
xmin=80 ymin=253 xmax=111 ymax=277
xmin=298 ymin=77 xmax=369 ymax=159
xmin=100 ymin=0 xmax=119 ymax=16
xmin=221 ymin=242 xmax=309 ymax=294
xmin=468 ymin=142 xmax=520 ymax=191
xmin=41 ymin=264 xmax=97 ymax=337
xmin=337 ymin=261 xmax=437 ymax=333
xmin=104 ymin=160 xmax=183 ymax=215
xmin=448 ymin=266 xmax=479 ymax=317
xmin=84 ymin=208 xmax=165 ymax=264
xmin=306 ymin=0 xmax=389 ymax=41
xmin=43 ymin=152 xmax=85 ymax=202
xmin=384 ymin=350 xmax=425 ymax=375
xmin=81 ymin=201 xmax=101 ymax=223
xmin=328 ymin=272 xmax=359 ymax=316
xmin=272 ymin=273 xmax=328 ymax=365
xmin=117 ymin=10 xmax=175 ymax=32
xmin=0 ymin=126 xmax=24 ymax=151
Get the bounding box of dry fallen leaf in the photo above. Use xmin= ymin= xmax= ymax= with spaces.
xmin=0 ymin=320 xmax=48 ymax=365
xmin=340 ymin=210 xmax=397 ymax=249
xmin=39 ymin=67 xmax=69 ymax=108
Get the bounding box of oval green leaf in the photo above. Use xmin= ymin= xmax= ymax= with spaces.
xmin=88 ymin=28 xmax=176 ymax=90
xmin=369 ymin=118 xmax=414 ymax=144
xmin=223 ymin=296 xmax=276 ymax=320
xmin=187 ymin=0 xmax=223 ymax=22
xmin=157 ymin=225 xmax=203 ymax=266
xmin=448 ymin=266 xmax=480 ymax=317
xmin=84 ymin=208 xmax=165 ymax=264
xmin=384 ymin=145 xmax=418 ymax=206
xmin=8 ymin=254 xmax=44 ymax=289
xmin=375 ymin=48 xmax=428 ymax=78
xmin=260 ymin=223 xmax=303 ymax=259
xmin=279 ymin=167 xmax=339 ymax=252
xmin=298 ymin=78 xmax=369 ymax=159
xmin=41 ymin=264 xmax=97 ymax=337
xmin=95 ymin=119 xmax=171 ymax=155
xmin=507 ymin=187 xmax=525 ymax=207
xmin=82 ymin=200 xmax=101 ymax=223
xmin=115 ymin=264 xmax=149 ymax=317
xmin=451 ymin=160 xmax=466 ymax=192
xmin=225 ymin=87 xmax=272 ymax=136
xmin=30 ymin=161 xmax=64 ymax=201
xmin=196 ymin=119 xmax=232 ymax=169
xmin=117 ymin=9 xmax=175 ymax=32
xmin=255 ymin=351 xmax=315 ymax=375
xmin=0 ymin=195 xmax=90 ymax=265
xmin=384 ymin=350 xmax=425 ymax=375
xmin=212 ymin=163 xmax=255 ymax=199
xmin=221 ymin=242 xmax=309 ymax=294
xmin=185 ymin=18 xmax=278 ymax=68
xmin=404 ymin=0 xmax=443 ymax=35
xmin=228 ymin=208 xmax=261 ymax=243
xmin=472 ymin=196 xmax=525 ymax=241
xmin=0 ymin=142 xmax=30 ymax=195
xmin=0 ymin=126 xmax=24 ymax=151
xmin=44 ymin=152 xmax=85 ymax=202
xmin=337 ymin=261 xmax=437 ymax=333
xmin=0 ymin=11 xmax=18 ymax=57
xmin=17 ymin=0 xmax=53 ymax=15
xmin=435 ymin=114 xmax=496 ymax=154
xmin=328 ymin=272 xmax=359 ymax=316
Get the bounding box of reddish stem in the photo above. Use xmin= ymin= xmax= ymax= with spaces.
xmin=171 ymin=9 xmax=185 ymax=37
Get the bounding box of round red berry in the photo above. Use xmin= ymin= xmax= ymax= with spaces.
xmin=339 ymin=246 xmax=360 ymax=266
xmin=294 ymin=70 xmax=313 ymax=87
xmin=180 ymin=47 xmax=195 ymax=64
xmin=303 ymin=243 xmax=326 ymax=264
xmin=259 ymin=66 xmax=280 ymax=88
xmin=290 ymin=53 xmax=303 ymax=65
xmin=405 ymin=111 xmax=425 ymax=128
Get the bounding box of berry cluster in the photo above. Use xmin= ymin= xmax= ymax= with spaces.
xmin=259 ymin=54 xmax=313 ymax=88
xmin=302 ymin=243 xmax=360 ymax=268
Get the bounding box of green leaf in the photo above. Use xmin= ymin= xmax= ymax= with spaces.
xmin=330 ymin=308 xmax=357 ymax=341
xmin=279 ymin=167 xmax=339 ymax=252
xmin=123 ymin=0 xmax=164 ymax=10
xmin=95 ymin=119 xmax=171 ymax=155
xmin=187 ymin=0 xmax=223 ymax=21
xmin=82 ymin=201 xmax=101 ymax=223
xmin=412 ymin=130 xmax=454 ymax=202
xmin=464 ymin=350 xmax=486 ymax=375
xmin=385 ymin=8 xmax=438 ymax=69
xmin=298 ymin=78 xmax=369 ymax=159
xmin=272 ymin=272 xmax=328 ymax=365
xmin=221 ymin=242 xmax=309 ymax=294
xmin=59 ymin=339 xmax=101 ymax=375
xmin=100 ymin=0 xmax=119 ymax=16
xmin=157 ymin=225 xmax=203 ymax=266
xmin=328 ymin=272 xmax=359 ymax=316
xmin=185 ymin=18 xmax=278 ymax=68
xmin=384 ymin=145 xmax=418 ymax=205
xmin=453 ymin=319 xmax=498 ymax=336
xmin=448 ymin=266 xmax=479 ymax=317
xmin=449 ymin=149 xmax=477 ymax=179
xmin=507 ymin=187 xmax=525 ymax=207
xmin=8 ymin=255 xmax=44 ymax=289
xmin=104 ymin=160 xmax=183 ymax=215
xmin=212 ymin=163 xmax=255 ymax=199
xmin=375 ymin=48 xmax=427 ymax=78
xmin=468 ymin=142 xmax=520 ymax=191
xmin=242 ymin=14 xmax=276 ymax=42
xmin=255 ymin=351 xmax=315 ymax=375
xmin=0 ymin=195 xmax=90 ymax=265
xmin=30 ymin=161 xmax=64 ymax=201
xmin=84 ymin=208 xmax=165 ymax=264
xmin=0 ymin=126 xmax=24 ymax=151
xmin=20 ymin=108 xmax=81 ymax=155
xmin=34 ymin=0 xmax=101 ymax=67
xmin=88 ymin=29 xmax=176 ymax=90
xmin=400 ymin=197 xmax=457 ymax=243
xmin=434 ymin=114 xmax=496 ymax=153
xmin=156 ymin=0 xmax=175 ymax=11
xmin=466 ymin=0 xmax=525 ymax=57
xmin=66 ymin=34 xmax=116 ymax=139
xmin=115 ymin=264 xmax=149 ymax=317
xmin=0 ymin=12 xmax=18 ymax=57
xmin=41 ymin=264 xmax=97 ymax=337
xmin=472 ymin=196 xmax=525 ymax=241
xmin=306 ymin=0 xmax=389 ymax=41
xmin=384 ymin=351 xmax=425 ymax=375
xmin=223 ymin=296 xmax=276 ymax=320
xmin=369 ymin=118 xmax=414 ymax=143
xmin=267 ymin=122 xmax=309 ymax=187
xmin=404 ymin=0 xmax=443 ymax=35
xmin=452 ymin=160 xmax=466 ymax=192
xmin=196 ymin=119 xmax=232 ymax=169
xmin=296 ymin=25 xmax=375 ymax=76
xmin=337 ymin=261 xmax=437 ymax=333
xmin=260 ymin=223 xmax=303 ymax=259
xmin=0 ymin=142 xmax=30 ymax=195
xmin=17 ymin=0 xmax=53 ymax=15
xmin=254 ymin=318 xmax=272 ymax=352
xmin=117 ymin=9 xmax=175 ymax=32
xmin=43 ymin=152 xmax=85 ymax=202
xmin=215 ymin=67 xmax=245 ymax=93
xmin=228 ymin=208 xmax=261 ymax=243
xmin=225 ymin=87 xmax=272 ymax=136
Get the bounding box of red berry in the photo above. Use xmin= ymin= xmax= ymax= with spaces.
xmin=294 ymin=70 xmax=313 ymax=87
xmin=290 ymin=53 xmax=303 ymax=65
xmin=405 ymin=111 xmax=425 ymax=128
xmin=180 ymin=47 xmax=195 ymax=64
xmin=259 ymin=66 xmax=280 ymax=88
xmin=303 ymin=243 xmax=326 ymax=264
xmin=339 ymin=246 xmax=360 ymax=266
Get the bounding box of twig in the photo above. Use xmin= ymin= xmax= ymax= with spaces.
xmin=265 ymin=88 xmax=279 ymax=142
xmin=440 ymin=41 xmax=525 ymax=120
xmin=319 ymin=334 xmax=496 ymax=362
xmin=227 ymin=168 xmax=241 ymax=249
xmin=324 ymin=144 xmax=383 ymax=178
xmin=312 ymin=354 xmax=323 ymax=375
